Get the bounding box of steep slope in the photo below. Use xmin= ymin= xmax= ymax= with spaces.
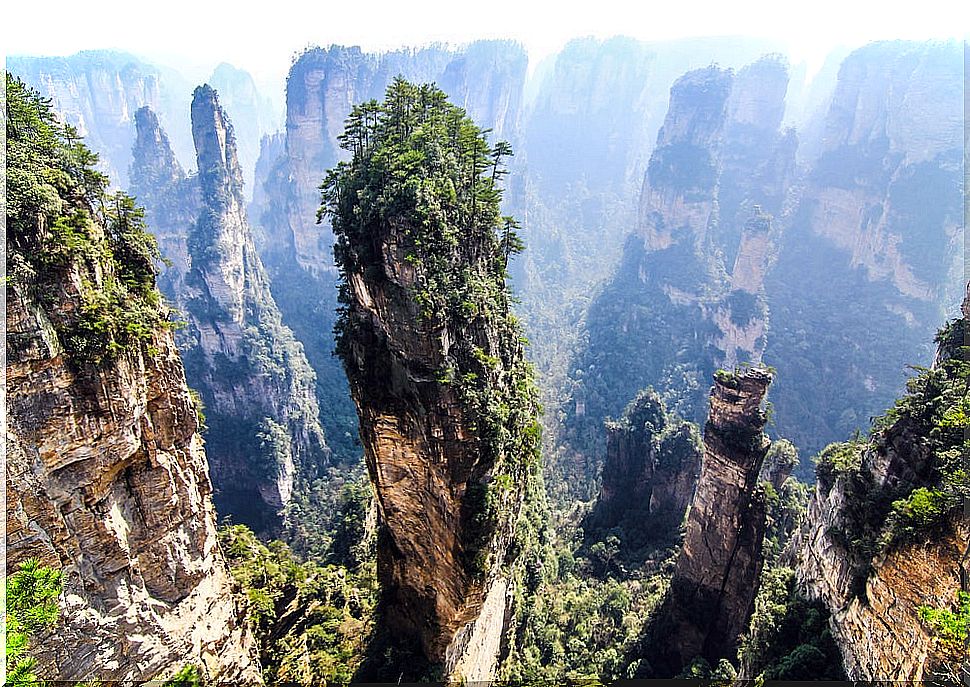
xmin=790 ymin=287 xmax=970 ymax=681
xmin=567 ymin=57 xmax=794 ymax=489
xmin=254 ymin=42 xmax=530 ymax=465
xmin=130 ymin=88 xmax=329 ymax=539
xmin=4 ymin=75 xmax=260 ymax=683
xmin=765 ymin=40 xmax=964 ymax=460
xmin=640 ymin=367 xmax=774 ymax=676
xmin=322 ymin=80 xmax=544 ymax=682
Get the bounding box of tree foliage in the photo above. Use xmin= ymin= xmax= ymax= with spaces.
xmin=4 ymin=559 xmax=63 ymax=687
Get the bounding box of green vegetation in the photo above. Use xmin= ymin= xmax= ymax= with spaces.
xmin=500 ymin=529 xmax=671 ymax=684
xmin=647 ymin=142 xmax=718 ymax=197
xmin=6 ymin=74 xmax=168 ymax=366
xmin=163 ymin=665 xmax=204 ymax=687
xmin=918 ymin=591 xmax=970 ymax=672
xmin=738 ymin=567 xmax=845 ymax=679
xmin=4 ymin=559 xmax=63 ymax=686
xmin=219 ymin=524 xmax=377 ymax=685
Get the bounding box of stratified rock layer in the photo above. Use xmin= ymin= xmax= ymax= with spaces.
xmin=642 ymin=367 xmax=773 ymax=675
xmin=5 ymin=82 xmax=260 ymax=682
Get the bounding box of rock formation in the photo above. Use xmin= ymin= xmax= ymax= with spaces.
xmin=641 ymin=366 xmax=773 ymax=675
xmin=584 ymin=389 xmax=702 ymax=553
xmin=7 ymin=50 xmax=194 ymax=186
xmin=325 ymin=81 xmax=543 ymax=682
xmin=765 ymin=39 xmax=964 ymax=458
xmin=790 ymin=286 xmax=970 ymax=681
xmin=572 ymin=55 xmax=794 ymax=465
xmin=130 ymin=88 xmax=329 ymax=536
xmin=4 ymin=77 xmax=260 ymax=683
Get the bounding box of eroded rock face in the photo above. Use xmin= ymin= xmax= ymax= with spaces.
xmin=131 ymin=89 xmax=329 ymax=535
xmin=791 ymin=291 xmax=970 ymax=680
xmin=642 ymin=367 xmax=773 ymax=675
xmin=5 ymin=131 xmax=260 ymax=682
xmin=585 ymin=390 xmax=702 ymax=551
xmin=341 ymin=235 xmax=528 ymax=679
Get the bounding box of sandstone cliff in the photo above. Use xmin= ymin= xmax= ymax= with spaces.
xmin=584 ymin=389 xmax=701 ymax=555
xmin=324 ymin=80 xmax=543 ymax=683
xmin=131 ymin=88 xmax=329 ymax=537
xmin=4 ymin=76 xmax=260 ymax=683
xmin=573 ymin=55 xmax=793 ymax=459
xmin=790 ymin=289 xmax=970 ymax=681
xmin=640 ymin=367 xmax=773 ymax=675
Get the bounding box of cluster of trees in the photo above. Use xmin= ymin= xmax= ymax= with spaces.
xmin=6 ymin=75 xmax=169 ymax=366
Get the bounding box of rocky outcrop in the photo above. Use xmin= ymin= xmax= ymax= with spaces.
xmin=5 ymin=79 xmax=260 ymax=682
xmin=328 ymin=82 xmax=542 ymax=682
xmin=254 ymin=42 xmax=530 ymax=466
xmin=641 ymin=367 xmax=773 ymax=675
xmin=207 ymin=63 xmax=281 ymax=197
xmin=131 ymin=88 xmax=329 ymax=536
xmin=790 ymin=289 xmax=970 ymax=681
xmin=584 ymin=389 xmax=701 ymax=553
xmin=572 ymin=55 xmax=794 ymax=459
xmin=765 ymin=40 xmax=964 ymax=459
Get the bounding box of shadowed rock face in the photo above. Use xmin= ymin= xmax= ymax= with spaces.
xmin=584 ymin=390 xmax=702 ymax=553
xmin=641 ymin=367 xmax=773 ymax=675
xmin=131 ymin=89 xmax=329 ymax=536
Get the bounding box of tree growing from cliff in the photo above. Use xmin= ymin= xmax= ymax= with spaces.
xmin=319 ymin=78 xmax=546 ymax=678
xmin=5 ymin=74 xmax=167 ymax=366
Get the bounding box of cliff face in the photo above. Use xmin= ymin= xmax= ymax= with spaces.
xmin=572 ymin=56 xmax=793 ymax=463
xmin=207 ymin=62 xmax=281 ymax=197
xmin=131 ymin=88 xmax=329 ymax=536
xmin=8 ymin=52 xmax=276 ymax=196
xmin=642 ymin=367 xmax=773 ymax=675
xmin=791 ymin=290 xmax=970 ymax=681
xmin=4 ymin=78 xmax=260 ymax=682
xmin=584 ymin=390 xmax=702 ymax=553
xmin=765 ymin=40 xmax=964 ymax=459
xmin=325 ymin=81 xmax=543 ymax=682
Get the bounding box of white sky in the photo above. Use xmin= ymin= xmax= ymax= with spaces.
xmin=3 ymin=0 xmax=967 ymax=90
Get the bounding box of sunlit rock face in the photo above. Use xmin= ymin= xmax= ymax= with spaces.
xmin=640 ymin=367 xmax=773 ymax=676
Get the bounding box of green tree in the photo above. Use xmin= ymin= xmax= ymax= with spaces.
xmin=5 ymin=559 xmax=63 ymax=687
